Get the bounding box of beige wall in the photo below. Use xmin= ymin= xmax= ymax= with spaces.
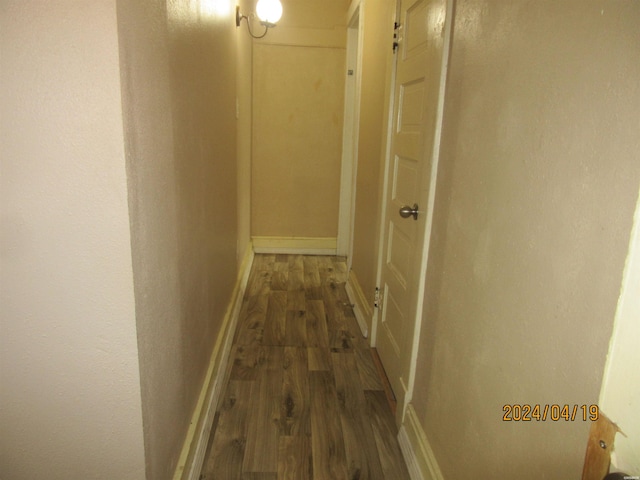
xmin=411 ymin=1 xmax=640 ymax=478
xmin=349 ymin=0 xmax=396 ymax=310
xmin=116 ymin=1 xmax=238 ymax=478
xmin=0 ymin=2 xmax=145 ymax=478
xmin=237 ymin=0 xmax=254 ymax=264
xmin=250 ymin=0 xmax=347 ymax=240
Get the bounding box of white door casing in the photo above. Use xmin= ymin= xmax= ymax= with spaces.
xmin=337 ymin=2 xmax=364 ymax=261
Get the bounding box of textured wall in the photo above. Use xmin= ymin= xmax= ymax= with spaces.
xmin=0 ymin=2 xmax=145 ymax=478
xmin=250 ymin=0 xmax=347 ymax=239
xmin=411 ymin=1 xmax=640 ymax=478
xmin=116 ymin=0 xmax=238 ymax=478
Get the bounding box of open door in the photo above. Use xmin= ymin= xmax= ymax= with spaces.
xmin=375 ymin=0 xmax=452 ymax=424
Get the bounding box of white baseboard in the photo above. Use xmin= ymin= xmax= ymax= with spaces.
xmin=398 ymin=404 xmax=444 ymax=480
xmin=172 ymin=244 xmax=254 ymax=480
xmin=252 ymin=236 xmax=337 ymax=255
xmin=345 ymin=270 xmax=372 ymax=338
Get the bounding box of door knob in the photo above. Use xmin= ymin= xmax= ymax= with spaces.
xmin=399 ymin=204 xmax=419 ymax=220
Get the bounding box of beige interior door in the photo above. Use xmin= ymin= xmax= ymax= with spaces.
xmin=376 ymin=0 xmax=448 ymax=422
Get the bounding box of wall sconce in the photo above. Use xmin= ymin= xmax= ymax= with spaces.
xmin=236 ymin=0 xmax=283 ymax=39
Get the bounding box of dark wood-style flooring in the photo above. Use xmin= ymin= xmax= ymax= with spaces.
xmin=200 ymin=254 xmax=410 ymax=480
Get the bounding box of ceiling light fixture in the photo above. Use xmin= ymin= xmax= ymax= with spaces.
xmin=236 ymin=0 xmax=283 ymax=39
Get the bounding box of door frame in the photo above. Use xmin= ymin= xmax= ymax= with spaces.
xmin=337 ymin=1 xmax=365 ymax=262
xmin=372 ymin=0 xmax=455 ymax=423
xmin=370 ymin=0 xmax=401 ymax=347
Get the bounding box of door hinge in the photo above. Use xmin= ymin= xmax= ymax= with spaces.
xmin=392 ymin=22 xmax=401 ymax=53
xmin=374 ymin=286 xmax=382 ymax=309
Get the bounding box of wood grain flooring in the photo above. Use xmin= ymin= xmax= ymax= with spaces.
xmin=200 ymin=254 xmax=410 ymax=480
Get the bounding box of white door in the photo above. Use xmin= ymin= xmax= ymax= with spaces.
xmin=376 ymin=0 xmax=450 ymax=423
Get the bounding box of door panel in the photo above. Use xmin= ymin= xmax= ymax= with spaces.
xmin=405 ymin=0 xmax=429 ymax=55
xmin=398 ymin=81 xmax=426 ymax=132
xmin=392 ymin=156 xmax=420 ymax=205
xmin=387 ymin=222 xmax=412 ymax=288
xmin=381 ymin=287 xmax=404 ymax=356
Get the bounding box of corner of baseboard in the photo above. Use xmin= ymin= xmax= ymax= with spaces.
xmin=398 ymin=404 xmax=445 ymax=480
xmin=172 ymin=244 xmax=254 ymax=480
xmin=251 ymin=236 xmax=337 ymax=255
xmin=345 ymin=270 xmax=372 ymax=338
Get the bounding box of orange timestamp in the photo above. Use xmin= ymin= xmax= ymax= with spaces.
xmin=502 ymin=404 xmax=599 ymax=422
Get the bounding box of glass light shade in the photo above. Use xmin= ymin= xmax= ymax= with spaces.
xmin=255 ymin=0 xmax=282 ymax=25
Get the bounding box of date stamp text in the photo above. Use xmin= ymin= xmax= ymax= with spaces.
xmin=502 ymin=404 xmax=599 ymax=422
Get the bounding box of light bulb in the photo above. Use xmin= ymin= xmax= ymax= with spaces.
xmin=255 ymin=0 xmax=282 ymax=25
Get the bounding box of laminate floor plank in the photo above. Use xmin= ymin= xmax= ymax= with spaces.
xmin=278 ymin=435 xmax=311 ymax=480
xmin=288 ymin=254 xmax=304 ymax=272
xmin=303 ymin=257 xmax=321 ymax=292
xmin=308 ymin=347 xmax=331 ymax=372
xmin=270 ymin=271 xmax=288 ymax=291
xmin=242 ymin=473 xmax=277 ymax=480
xmin=344 ymin=310 xmax=363 ymax=339
xmin=275 ymin=254 xmax=289 ymax=263
xmin=273 ymin=256 xmax=289 ymax=273
xmin=234 ymin=294 xmax=269 ymax=346
xmin=334 ymin=279 xmax=351 ymax=305
xmin=243 ymin=347 xmax=284 ymax=474
xmin=310 ymin=370 xmax=349 ymax=480
xmin=354 ymin=345 xmax=385 ymax=391
xmin=285 ymin=310 xmax=307 ymax=347
xmin=365 ymin=390 xmax=411 ymax=480
xmin=332 ymin=329 xmax=355 ymax=352
xmin=229 ymin=345 xmax=262 ymax=381
xmin=322 ymin=285 xmax=350 ymax=350
xmin=350 ymin=330 xmax=384 ymax=391
xmin=202 ymin=379 xmax=253 ymax=480
xmin=305 ymin=299 xmax=329 ymax=348
xmin=245 ymin=269 xmax=272 ymax=297
xmin=317 ymin=256 xmax=338 ymax=285
xmin=370 ymin=348 xmax=397 ymax=413
xmin=332 ymin=256 xmax=349 ymax=283
xmin=332 ymin=351 xmax=385 ymax=480
xmin=201 ymin=255 xmax=410 ymax=480
xmin=304 ymin=286 xmax=323 ymax=301
xmin=281 ymin=346 xmax=310 ymax=436
xmin=302 ymin=255 xmax=319 ymax=272
xmin=286 ymin=289 xmax=305 ymax=312
xmin=316 ymin=256 xmax=334 ymax=269
xmin=253 ymin=254 xmax=276 ymax=271
xmin=287 ymin=270 xmax=305 ymax=293
xmin=263 ymin=291 xmax=287 ymax=346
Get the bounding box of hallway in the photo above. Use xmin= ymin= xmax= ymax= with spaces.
xmin=4 ymin=1 xmax=640 ymax=479
xmin=200 ymin=254 xmax=410 ymax=479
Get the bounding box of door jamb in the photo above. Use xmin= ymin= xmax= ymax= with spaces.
xmin=371 ymin=0 xmax=401 ymax=349
xmin=337 ymin=1 xmax=365 ymax=263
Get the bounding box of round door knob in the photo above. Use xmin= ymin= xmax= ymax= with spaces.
xmin=399 ymin=204 xmax=419 ymax=220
